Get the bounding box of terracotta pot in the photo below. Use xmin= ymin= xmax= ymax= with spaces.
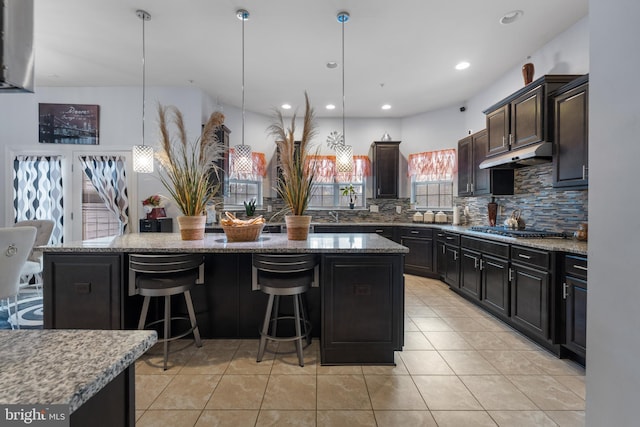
xmin=522 ymin=62 xmax=535 ymax=85
xmin=176 ymin=215 xmax=207 ymax=240
xmin=285 ymin=215 xmax=312 ymax=240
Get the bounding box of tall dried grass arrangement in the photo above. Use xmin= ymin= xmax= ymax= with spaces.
xmin=268 ymin=92 xmax=319 ymax=216
xmin=155 ymin=104 xmax=225 ymax=216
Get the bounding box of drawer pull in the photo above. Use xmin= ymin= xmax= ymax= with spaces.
xmin=573 ymin=264 xmax=588 ymax=272
xmin=518 ymin=254 xmax=531 ymax=259
xmin=446 ymin=236 xmax=454 ymax=240
xmin=411 ymin=230 xmax=419 ymax=234
xmin=375 ymin=229 xmax=384 ymax=233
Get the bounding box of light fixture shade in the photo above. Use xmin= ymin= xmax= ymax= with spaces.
xmin=133 ymin=145 xmax=154 ymax=173
xmin=335 ymin=144 xmax=353 ymax=173
xmin=234 ymin=144 xmax=253 ymax=173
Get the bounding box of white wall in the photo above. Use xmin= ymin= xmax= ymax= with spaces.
xmin=586 ymin=1 xmax=640 ymax=425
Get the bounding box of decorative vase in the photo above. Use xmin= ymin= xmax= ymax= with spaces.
xmin=285 ymin=215 xmax=312 ymax=240
xmin=487 ymin=197 xmax=498 ymax=227
xmin=349 ymin=203 xmax=355 ymax=210
xmin=176 ymin=215 xmax=207 ymax=240
xmin=147 ymin=207 xmax=166 ymax=220
xmin=522 ymin=62 xmax=535 ymax=85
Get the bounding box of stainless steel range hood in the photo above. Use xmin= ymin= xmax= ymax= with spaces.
xmin=479 ymin=142 xmax=552 ymax=169
xmin=0 ymin=0 xmax=34 ymax=93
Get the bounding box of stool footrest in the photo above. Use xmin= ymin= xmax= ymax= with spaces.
xmin=260 ymin=316 xmax=312 ymax=342
xmin=144 ymin=316 xmax=201 ymax=343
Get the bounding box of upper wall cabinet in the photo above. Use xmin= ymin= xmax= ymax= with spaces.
xmin=458 ymin=130 xmax=490 ymax=196
xmin=371 ymin=141 xmax=400 ymax=199
xmin=553 ymin=75 xmax=589 ymax=189
xmin=484 ymin=75 xmax=581 ymax=157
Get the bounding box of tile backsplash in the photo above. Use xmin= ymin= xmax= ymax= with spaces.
xmin=454 ymin=164 xmax=588 ymax=234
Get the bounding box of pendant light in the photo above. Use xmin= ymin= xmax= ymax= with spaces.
xmin=132 ymin=9 xmax=154 ymax=173
xmin=335 ymin=11 xmax=353 ymax=173
xmin=233 ymin=9 xmax=253 ymax=173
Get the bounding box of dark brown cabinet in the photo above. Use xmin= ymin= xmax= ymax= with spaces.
xmin=484 ymin=75 xmax=580 ymax=157
xmin=553 ymin=75 xmax=589 ymax=188
xmin=459 ymin=236 xmax=510 ymax=318
xmin=562 ymin=254 xmax=587 ymax=360
xmin=458 ymin=130 xmax=490 ymax=196
xmin=399 ymin=227 xmax=435 ymax=277
xmin=436 ymin=231 xmax=460 ymax=287
xmin=44 ymin=253 xmax=123 ymax=329
xmin=321 ymin=254 xmax=404 ymax=364
xmin=371 ymin=141 xmax=400 ymax=199
xmin=211 ymin=125 xmax=230 ymax=197
xmin=510 ymin=246 xmax=553 ymax=342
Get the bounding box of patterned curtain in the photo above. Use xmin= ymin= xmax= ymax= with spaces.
xmin=306 ymin=154 xmax=371 ymax=183
xmin=79 ymin=155 xmax=130 ymax=234
xmin=13 ymin=155 xmax=64 ymax=244
xmin=228 ymin=149 xmax=267 ymax=180
xmin=408 ymin=149 xmax=457 ymax=181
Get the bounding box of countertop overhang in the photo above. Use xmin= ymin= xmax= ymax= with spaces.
xmin=0 ymin=330 xmax=156 ymax=413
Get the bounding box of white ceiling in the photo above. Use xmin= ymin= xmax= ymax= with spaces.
xmin=34 ymin=0 xmax=588 ymax=118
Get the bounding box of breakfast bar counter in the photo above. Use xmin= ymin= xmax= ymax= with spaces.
xmin=43 ymin=233 xmax=408 ymax=365
xmin=0 ymin=329 xmax=156 ymax=426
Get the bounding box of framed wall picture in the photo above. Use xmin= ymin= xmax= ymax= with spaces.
xmin=38 ymin=103 xmax=100 ymax=145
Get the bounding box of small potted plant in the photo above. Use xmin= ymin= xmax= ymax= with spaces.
xmin=243 ymin=198 xmax=257 ymax=217
xmin=142 ymin=194 xmax=168 ymax=219
xmin=156 ymin=104 xmax=225 ymax=240
xmin=340 ymin=184 xmax=357 ymax=209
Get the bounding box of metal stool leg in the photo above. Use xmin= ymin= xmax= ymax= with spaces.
xmin=163 ymin=295 xmax=171 ymax=370
xmin=138 ymin=296 xmax=151 ymax=330
xmin=257 ymin=294 xmax=275 ymax=362
xmin=293 ymin=294 xmax=304 ymax=367
xmin=298 ymin=294 xmax=312 ymax=345
xmin=184 ymin=290 xmax=202 ymax=347
xmin=272 ymin=295 xmax=280 ymax=339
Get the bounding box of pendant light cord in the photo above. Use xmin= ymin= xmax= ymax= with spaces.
xmin=341 ymin=17 xmax=345 ymax=145
xmin=142 ymin=14 xmax=146 ymax=146
xmin=241 ymin=14 xmax=245 ymax=147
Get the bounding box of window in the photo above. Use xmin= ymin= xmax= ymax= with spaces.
xmin=81 ymin=172 xmax=121 ymax=239
xmin=408 ymin=149 xmax=456 ymax=209
xmin=225 ymin=150 xmax=266 ymax=206
xmin=307 ymin=155 xmax=369 ymax=209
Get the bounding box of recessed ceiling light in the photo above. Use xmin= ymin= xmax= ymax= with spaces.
xmin=381 ymin=104 xmax=391 ymax=110
xmin=326 ymin=104 xmax=336 ymax=110
xmin=455 ymin=61 xmax=470 ymax=70
xmin=326 ymin=61 xmax=338 ymax=69
xmin=500 ymin=10 xmax=523 ymax=25
xmin=281 ymin=104 xmax=292 ymax=110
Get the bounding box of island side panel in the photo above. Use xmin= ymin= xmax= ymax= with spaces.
xmin=321 ymin=253 xmax=405 ymax=365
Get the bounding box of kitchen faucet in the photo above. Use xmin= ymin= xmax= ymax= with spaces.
xmin=329 ymin=211 xmax=339 ymax=223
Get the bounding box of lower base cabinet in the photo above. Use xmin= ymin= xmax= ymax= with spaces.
xmin=399 ymin=227 xmax=435 ymax=277
xmin=321 ymin=254 xmax=404 ymax=365
xmin=562 ymin=254 xmax=587 ymax=361
xmin=510 ymin=263 xmax=550 ymax=340
xmin=481 ymin=254 xmax=510 ymax=318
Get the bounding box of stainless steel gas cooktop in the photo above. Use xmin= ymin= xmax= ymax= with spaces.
xmin=470 ymin=226 xmax=567 ymax=239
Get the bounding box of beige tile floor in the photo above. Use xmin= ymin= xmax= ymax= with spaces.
xmin=135 ymin=275 xmax=585 ymax=427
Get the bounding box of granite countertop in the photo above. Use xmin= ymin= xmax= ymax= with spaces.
xmin=0 ymin=330 xmax=156 ymax=413
xmin=42 ymin=232 xmax=409 ymax=254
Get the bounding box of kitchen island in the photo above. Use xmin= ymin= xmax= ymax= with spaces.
xmin=0 ymin=329 xmax=156 ymax=427
xmin=42 ymin=233 xmax=408 ymax=365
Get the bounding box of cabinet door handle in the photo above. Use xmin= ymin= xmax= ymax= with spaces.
xmin=582 ymin=165 xmax=588 ymax=180
xmin=474 ymin=257 xmax=478 ymax=269
xmin=563 ymin=282 xmax=569 ymax=299
xmin=574 ymin=264 xmax=588 ymax=272
xmin=480 ymin=259 xmax=484 ymax=270
xmin=509 ymin=134 xmax=514 ymax=146
xmin=471 ymin=183 xmax=474 ymax=193
xmin=467 ymin=183 xmax=470 ymax=192
xmin=377 ymin=188 xmax=381 ymax=196
xmin=502 ymin=136 xmax=506 ymax=147
xmin=508 ymin=268 xmax=513 ymax=281
xmin=442 ymin=245 xmax=446 ymax=254
xmin=453 ymin=250 xmax=458 ymax=261
xmin=518 ymin=253 xmax=531 ymax=259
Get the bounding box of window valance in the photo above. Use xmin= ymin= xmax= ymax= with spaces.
xmin=407 ymin=149 xmax=457 ymax=181
xmin=306 ymin=154 xmax=371 ymax=183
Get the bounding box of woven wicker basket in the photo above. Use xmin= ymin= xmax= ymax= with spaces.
xmin=221 ymin=223 xmax=264 ymax=242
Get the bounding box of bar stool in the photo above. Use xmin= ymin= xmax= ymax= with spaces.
xmin=129 ymin=253 xmax=204 ymax=370
xmin=253 ymin=254 xmax=317 ymax=367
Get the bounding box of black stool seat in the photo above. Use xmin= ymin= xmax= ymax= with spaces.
xmin=130 ymin=254 xmax=203 ymax=370
xmin=253 ymin=254 xmax=317 ymax=367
